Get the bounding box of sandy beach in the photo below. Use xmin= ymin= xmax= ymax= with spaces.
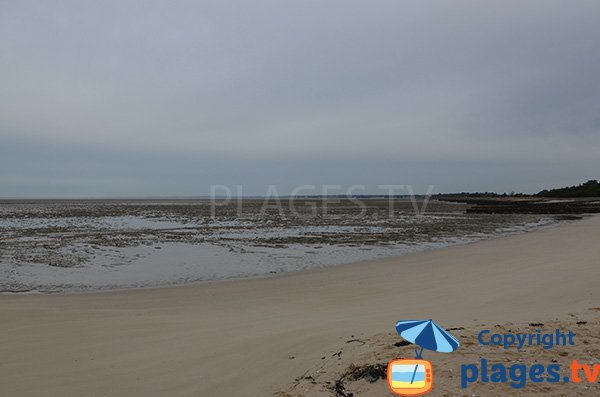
xmin=1 ymin=215 xmax=599 ymax=396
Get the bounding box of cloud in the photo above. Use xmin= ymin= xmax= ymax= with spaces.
xmin=1 ymin=0 xmax=599 ymax=196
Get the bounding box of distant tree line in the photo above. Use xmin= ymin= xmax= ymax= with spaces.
xmin=435 ymin=180 xmax=600 ymax=199
xmin=537 ymin=180 xmax=600 ymax=197
xmin=434 ymin=192 xmax=525 ymax=198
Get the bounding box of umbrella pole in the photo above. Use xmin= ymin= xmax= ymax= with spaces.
xmin=410 ymin=363 xmax=419 ymax=384
xmin=410 ymin=347 xmax=424 ymax=384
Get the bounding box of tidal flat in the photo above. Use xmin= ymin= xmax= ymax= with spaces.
xmin=0 ymin=198 xmax=568 ymax=293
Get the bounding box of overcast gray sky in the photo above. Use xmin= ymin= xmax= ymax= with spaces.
xmin=1 ymin=0 xmax=599 ymax=197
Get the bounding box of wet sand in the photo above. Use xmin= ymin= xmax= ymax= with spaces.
xmin=1 ymin=215 xmax=599 ymax=396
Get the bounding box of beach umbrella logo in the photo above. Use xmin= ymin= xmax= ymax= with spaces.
xmin=387 ymin=319 xmax=460 ymax=396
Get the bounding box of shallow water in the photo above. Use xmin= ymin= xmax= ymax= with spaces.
xmin=0 ymin=199 xmax=567 ymax=293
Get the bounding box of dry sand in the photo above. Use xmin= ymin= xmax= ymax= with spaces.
xmin=1 ymin=215 xmax=599 ymax=396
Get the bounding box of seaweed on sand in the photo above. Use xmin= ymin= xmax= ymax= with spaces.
xmin=333 ymin=363 xmax=387 ymax=397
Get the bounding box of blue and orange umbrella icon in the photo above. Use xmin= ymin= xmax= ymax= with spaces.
xmin=388 ymin=319 xmax=460 ymax=396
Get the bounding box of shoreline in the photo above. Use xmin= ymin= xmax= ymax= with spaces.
xmin=1 ymin=215 xmax=599 ymax=396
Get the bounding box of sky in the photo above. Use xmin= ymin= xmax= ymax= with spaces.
xmin=1 ymin=0 xmax=599 ymax=197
